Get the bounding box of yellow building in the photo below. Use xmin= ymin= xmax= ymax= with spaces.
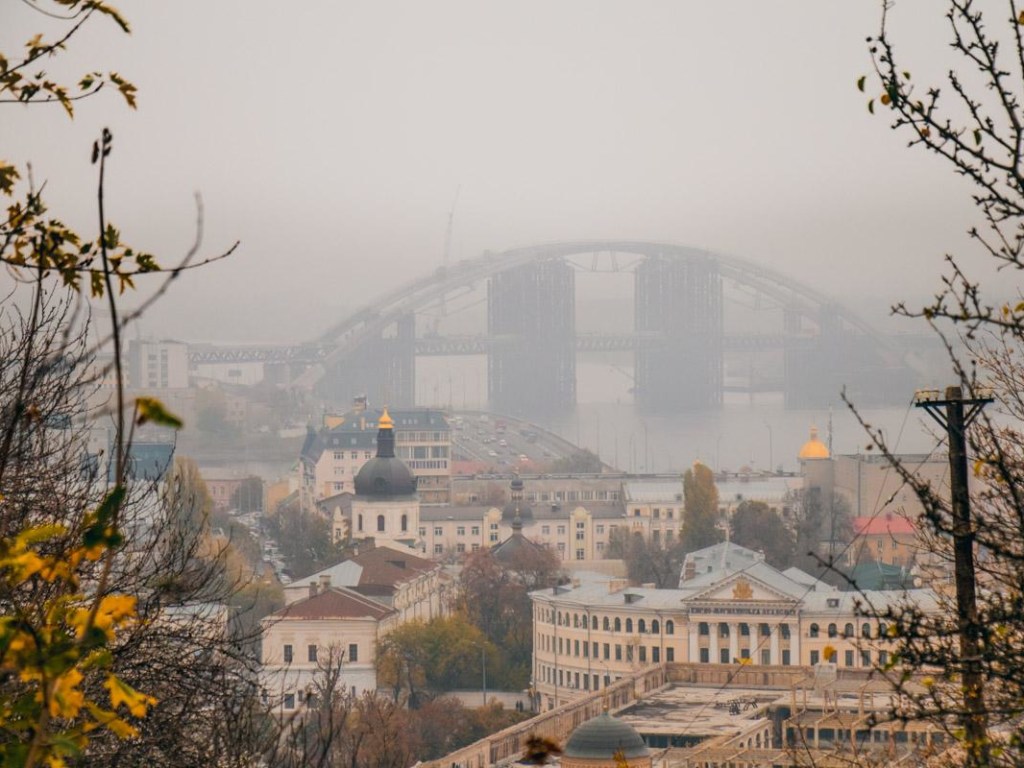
xmin=530 ymin=541 xmax=940 ymax=710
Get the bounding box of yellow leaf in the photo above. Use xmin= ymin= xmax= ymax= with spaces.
xmin=50 ymin=668 xmax=85 ymax=718
xmin=105 ymin=674 xmax=156 ymax=719
xmin=1018 ymin=10 xmax=1024 ymax=24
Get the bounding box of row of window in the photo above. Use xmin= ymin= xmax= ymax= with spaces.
xmin=808 ymin=622 xmax=885 ymax=639
xmin=282 ymin=643 xmax=359 ymax=664
xmin=357 ymin=514 xmax=410 ymax=533
xmin=541 ymin=611 xmax=677 ymax=635
xmin=540 ymin=634 xmax=677 ymax=664
xmin=697 ymin=622 xmax=791 ymax=638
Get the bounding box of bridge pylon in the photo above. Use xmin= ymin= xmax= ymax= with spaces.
xmin=634 ymin=253 xmax=723 ymax=412
xmin=319 ymin=313 xmax=416 ymax=408
xmin=488 ymin=259 xmax=575 ymax=416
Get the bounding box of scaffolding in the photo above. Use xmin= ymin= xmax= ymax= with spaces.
xmin=634 ymin=253 xmax=723 ymax=412
xmin=488 ymin=259 xmax=576 ymax=416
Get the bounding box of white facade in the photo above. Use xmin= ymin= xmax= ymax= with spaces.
xmin=128 ymin=339 xmax=189 ymax=389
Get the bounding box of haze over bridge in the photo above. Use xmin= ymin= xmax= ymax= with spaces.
xmin=194 ymin=241 xmax=920 ymax=415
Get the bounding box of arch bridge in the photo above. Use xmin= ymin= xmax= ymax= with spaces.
xmin=282 ymin=241 xmax=917 ymax=415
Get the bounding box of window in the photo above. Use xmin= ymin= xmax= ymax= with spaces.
xmin=879 ymin=650 xmax=888 ymax=665
xmin=456 ymin=543 xmax=465 ymax=553
xmin=844 ymin=623 xmax=854 ymax=638
xmin=357 ymin=515 xmax=363 ymax=532
xmin=556 ymin=542 xmax=565 ymax=552
xmin=652 ymin=646 xmax=660 ymax=662
xmin=638 ymin=619 xmax=647 ymax=633
xmin=638 ymin=646 xmax=646 ymax=662
xmin=652 ymin=620 xmax=660 ymax=634
xmin=760 ymin=623 xmax=771 ymax=637
xmin=557 ymin=526 xmax=566 ymax=534
xmin=457 ymin=526 xmax=465 ymax=536
xmin=603 ymin=643 xmax=610 ymax=660
xmin=720 ymin=648 xmax=730 ymax=664
xmin=827 ymin=623 xmax=838 ymax=638
xmin=699 ymin=622 xmax=709 ymax=636
xmin=434 ymin=544 xmax=443 ymax=554
xmin=666 ymin=620 xmax=674 ymax=635
xmin=614 ymin=618 xmax=621 ymax=632
xmin=809 ymin=623 xmax=820 ymax=638
xmin=810 ymin=650 xmax=820 ymax=665
xmin=283 ymin=693 xmax=295 ymax=709
xmin=575 ymin=548 xmax=584 ymax=560
xmin=862 ymin=622 xmax=871 ymax=638
xmin=719 ymin=623 xmax=729 ymax=638
xmin=576 ymin=521 xmax=585 ymax=529
xmin=377 ymin=515 xmax=385 ymax=532
xmin=666 ymin=647 xmax=675 ymax=662
xmin=542 ymin=525 xmax=550 ymax=534
xmin=418 ymin=527 xmax=426 ymax=537
xmin=401 ymin=514 xmax=408 ymax=532
xmin=699 ymin=648 xmax=709 ymax=663
xmin=761 ymin=649 xmax=771 ymax=664
xmin=845 ymin=650 xmax=854 ymax=667
xmin=283 ymin=644 xmax=293 ymax=663
xmin=592 ymin=616 xmax=598 ymax=630
xmin=491 ymin=532 xmax=499 ymax=543
xmin=596 ymin=525 xmax=605 ymax=534
xmin=615 ymin=645 xmax=622 ymax=661
xmin=861 ymin=650 xmax=871 ymax=666
xmin=471 ymin=543 xmax=480 ymax=551
xmin=740 ymin=623 xmax=750 ymax=636
xmin=575 ymin=530 xmax=584 ymax=540
xmin=603 ymin=617 xmax=610 ymax=631
xmin=596 ymin=542 xmax=604 ymax=552
xmin=433 ymin=526 xmax=443 ymax=536
xmin=781 ymin=624 xmax=791 ymax=639
xmin=471 ymin=526 xmax=480 ymax=536
xmin=782 ymin=649 xmax=791 ymax=665
xmin=308 ymin=645 xmax=318 ymax=663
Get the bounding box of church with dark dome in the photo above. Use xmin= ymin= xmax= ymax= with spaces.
xmin=343 ymin=409 xmax=421 ymax=550
xmin=561 ymin=711 xmax=651 ymax=768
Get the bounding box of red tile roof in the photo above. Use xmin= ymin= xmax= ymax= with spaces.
xmin=854 ymin=514 xmax=916 ymax=536
xmin=273 ymin=587 xmax=395 ymax=621
xmin=351 ymin=546 xmax=436 ymax=588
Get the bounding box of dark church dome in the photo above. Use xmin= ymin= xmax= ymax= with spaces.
xmin=501 ymin=475 xmax=533 ymax=521
xmin=353 ymin=409 xmax=417 ymax=498
xmin=563 ymin=712 xmax=649 ymax=760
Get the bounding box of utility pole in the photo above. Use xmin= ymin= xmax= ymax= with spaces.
xmin=915 ymin=385 xmax=992 ymax=768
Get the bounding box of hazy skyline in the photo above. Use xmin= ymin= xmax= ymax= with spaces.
xmin=2 ymin=1 xmax=985 ymax=343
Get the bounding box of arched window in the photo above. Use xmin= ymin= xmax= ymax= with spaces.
xmin=809 ymin=623 xmax=819 ymax=638
xmin=862 ymin=622 xmax=871 ymax=638
xmin=603 ymin=617 xmax=610 ymax=631
xmin=719 ymin=623 xmax=730 ymax=638
xmin=592 ymin=616 xmax=598 ymax=630
xmin=573 ymin=613 xmax=579 ymax=628
xmin=844 ymin=623 xmax=854 ymax=638
xmin=879 ymin=622 xmax=888 ymax=638
xmin=740 ymin=623 xmax=750 ymax=636
xmin=665 ymin=620 xmax=674 ymax=635
xmin=652 ymin=619 xmax=660 ymax=634
xmin=625 ymin=618 xmax=633 ymax=633
xmin=400 ymin=514 xmax=408 ymax=532
xmin=357 ymin=514 xmax=363 ymax=532
xmin=638 ymin=619 xmax=647 ymax=634
xmin=827 ymin=623 xmax=838 ymax=638
xmin=699 ymin=622 xmax=709 ymax=636
xmin=377 ymin=515 xmax=385 ymax=532
xmin=614 ymin=618 xmax=622 ymax=632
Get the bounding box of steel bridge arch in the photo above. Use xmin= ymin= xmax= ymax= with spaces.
xmin=300 ymin=240 xmax=898 ymax=390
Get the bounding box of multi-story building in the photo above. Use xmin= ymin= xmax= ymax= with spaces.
xmin=530 ymin=541 xmax=939 ymax=711
xmin=127 ymin=339 xmax=189 ymax=390
xmin=300 ymin=399 xmax=450 ymax=505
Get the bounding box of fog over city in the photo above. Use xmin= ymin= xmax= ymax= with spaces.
xmin=1 ymin=1 xmax=990 ymax=344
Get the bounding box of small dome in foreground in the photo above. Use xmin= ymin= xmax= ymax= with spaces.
xmin=563 ymin=712 xmax=649 ymax=764
xmin=798 ymin=425 xmax=830 ymax=460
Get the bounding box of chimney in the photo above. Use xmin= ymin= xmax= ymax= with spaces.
xmin=319 ymin=574 xmax=331 ymax=591
xmin=308 ymin=581 xmax=318 ymax=598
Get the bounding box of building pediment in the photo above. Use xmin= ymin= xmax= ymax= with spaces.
xmin=685 ymin=572 xmax=800 ymax=605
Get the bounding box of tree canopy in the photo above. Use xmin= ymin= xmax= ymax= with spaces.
xmin=681 ymin=462 xmax=723 ymax=554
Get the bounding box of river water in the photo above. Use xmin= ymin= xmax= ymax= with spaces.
xmin=416 ymin=357 xmax=938 ymax=475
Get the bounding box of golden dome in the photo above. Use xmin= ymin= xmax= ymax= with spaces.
xmin=798 ymin=425 xmax=830 ymax=460
xmin=378 ymin=407 xmax=394 ymax=430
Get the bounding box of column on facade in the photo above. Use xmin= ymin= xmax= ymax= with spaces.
xmin=790 ymin=620 xmax=800 ymax=665
xmin=728 ymin=622 xmax=739 ymax=664
xmin=770 ymin=623 xmax=780 ymax=665
xmin=709 ymin=623 xmax=719 ymax=663
xmin=688 ymin=622 xmax=699 ymax=663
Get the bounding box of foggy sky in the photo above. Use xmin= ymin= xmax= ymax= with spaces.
xmin=1 ymin=1 xmax=987 ymax=343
